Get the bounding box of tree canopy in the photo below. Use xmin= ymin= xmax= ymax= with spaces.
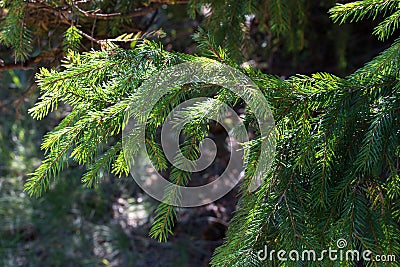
xmin=1 ymin=0 xmax=399 ymax=266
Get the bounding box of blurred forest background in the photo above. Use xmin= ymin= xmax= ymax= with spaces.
xmin=0 ymin=0 xmax=396 ymax=266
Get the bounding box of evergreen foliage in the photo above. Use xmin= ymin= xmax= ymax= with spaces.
xmin=0 ymin=0 xmax=186 ymax=65
xmin=0 ymin=0 xmax=32 ymax=61
xmin=188 ymin=0 xmax=307 ymax=60
xmin=3 ymin=0 xmax=398 ymax=266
